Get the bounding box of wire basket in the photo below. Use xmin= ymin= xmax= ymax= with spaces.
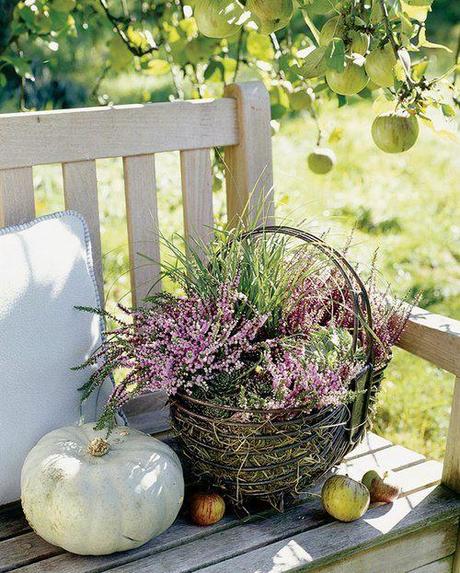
xmin=170 ymin=226 xmax=386 ymax=512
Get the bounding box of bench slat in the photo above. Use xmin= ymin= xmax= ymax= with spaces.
xmin=62 ymin=160 xmax=103 ymax=300
xmin=343 ymin=432 xmax=392 ymax=460
xmin=224 ymin=82 xmax=274 ymax=228
xmin=399 ymin=307 xmax=460 ymax=377
xmin=0 ymin=167 xmax=35 ymax=227
xmin=196 ymin=488 xmax=459 ymax=573
xmin=296 ymin=519 xmax=457 ymax=573
xmin=180 ymin=148 xmax=213 ymax=262
xmin=123 ymin=154 xmax=161 ymax=305
xmin=1 ymin=440 xmax=444 ymax=573
xmin=0 ymin=504 xmax=28 ymax=543
xmin=0 ymin=100 xmax=238 ymax=170
xmin=0 ymin=533 xmax=61 ymax=573
xmin=409 ymin=556 xmax=455 ymax=573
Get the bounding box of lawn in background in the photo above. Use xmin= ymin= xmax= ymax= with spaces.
xmin=34 ymin=98 xmax=460 ymax=460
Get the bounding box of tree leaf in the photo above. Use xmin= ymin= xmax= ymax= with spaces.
xmin=246 ymin=31 xmax=275 ymax=61
xmin=146 ymin=59 xmax=171 ymax=75
xmin=325 ymin=38 xmax=345 ymax=73
xmin=412 ymin=58 xmax=429 ymax=81
xmin=108 ymin=35 xmax=132 ymax=72
xmin=399 ymin=12 xmax=415 ymax=45
xmin=52 ymin=0 xmax=76 ymax=12
xmin=417 ymin=27 xmax=452 ymax=52
xmin=442 ymin=104 xmax=456 ymax=118
xmin=179 ymin=17 xmax=198 ymax=39
xmin=423 ymin=105 xmax=458 ymax=140
xmin=393 ymin=60 xmax=406 ymax=82
xmin=400 ymin=2 xmax=430 ymax=21
xmin=328 ymin=126 xmax=343 ymax=144
xmin=299 ymin=46 xmax=327 ymax=79
xmin=204 ymin=60 xmax=225 ymax=82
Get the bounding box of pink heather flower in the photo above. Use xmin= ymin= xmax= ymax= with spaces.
xmin=281 ymin=264 xmax=411 ymax=367
xmin=82 ymin=244 xmax=410 ymax=428
xmin=95 ymin=281 xmax=268 ymax=408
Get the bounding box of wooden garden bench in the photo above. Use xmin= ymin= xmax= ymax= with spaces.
xmin=1 ymin=81 xmax=460 ymax=573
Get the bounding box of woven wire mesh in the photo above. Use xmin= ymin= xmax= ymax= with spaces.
xmin=170 ymin=226 xmax=385 ymax=511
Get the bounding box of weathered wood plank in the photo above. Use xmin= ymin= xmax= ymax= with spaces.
xmin=395 ymin=460 xmax=442 ymax=496
xmin=344 ymin=433 xmax=392 ymax=461
xmin=224 ymin=82 xmax=274 ymax=228
xmin=0 ymin=533 xmax=62 ymax=573
xmin=340 ymin=444 xmax=425 ymax=477
xmin=398 ymin=306 xmax=460 ymax=377
xmin=0 ymin=167 xmax=35 ymax=227
xmin=443 ymin=376 xmax=460 ymax=495
xmin=0 ymin=503 xmax=28 ymax=542
xmin=4 ymin=441 xmax=433 ymax=573
xmin=0 ymin=99 xmax=238 ymax=169
xmin=196 ymin=488 xmax=460 ymax=573
xmin=123 ymin=154 xmax=161 ymax=305
xmin=310 ymin=520 xmax=457 ymax=573
xmin=62 ymin=160 xmax=103 ymax=300
xmin=454 ymin=536 xmax=460 ymax=573
xmin=410 ymin=556 xmax=454 ymax=572
xmin=180 ymin=148 xmax=213 ymax=262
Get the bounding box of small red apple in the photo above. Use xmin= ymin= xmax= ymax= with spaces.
xmin=362 ymin=469 xmax=401 ymax=503
xmin=189 ymin=492 xmax=226 ymax=526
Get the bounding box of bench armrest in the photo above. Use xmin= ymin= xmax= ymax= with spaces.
xmin=395 ymin=306 xmax=460 ymax=493
xmin=397 ymin=306 xmax=460 ymax=377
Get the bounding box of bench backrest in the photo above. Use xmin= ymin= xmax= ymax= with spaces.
xmin=0 ymin=81 xmax=274 ymax=305
xmin=0 ymin=81 xmax=274 ymax=430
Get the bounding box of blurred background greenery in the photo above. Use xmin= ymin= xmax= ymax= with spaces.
xmin=1 ymin=0 xmax=459 ymax=459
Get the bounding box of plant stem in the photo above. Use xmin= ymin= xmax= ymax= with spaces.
xmin=232 ymin=29 xmax=245 ymax=84
xmin=90 ymin=63 xmax=111 ymax=103
xmin=453 ymin=31 xmax=460 ymax=86
xmin=378 ymin=0 xmax=415 ymax=88
xmin=378 ymin=0 xmax=398 ymax=56
xmin=301 ymin=11 xmax=320 ymax=46
xmin=99 ymin=0 xmax=160 ymax=56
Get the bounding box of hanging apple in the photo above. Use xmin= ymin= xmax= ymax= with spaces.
xmin=308 ymin=147 xmax=336 ymax=174
xmin=371 ymin=110 xmax=419 ymax=153
xmin=326 ymin=56 xmax=369 ymax=96
xmin=247 ymin=0 xmax=294 ymax=35
xmin=194 ymin=0 xmax=245 ymax=39
xmin=365 ymin=43 xmax=397 ymax=88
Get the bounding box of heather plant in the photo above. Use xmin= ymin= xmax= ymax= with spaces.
xmin=78 ymin=225 xmax=412 ymax=432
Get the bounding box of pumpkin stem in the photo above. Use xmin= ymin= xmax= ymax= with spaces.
xmin=87 ymin=437 xmax=110 ymax=457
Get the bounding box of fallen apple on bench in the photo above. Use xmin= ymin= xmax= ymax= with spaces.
xmin=362 ymin=469 xmax=402 ymax=504
xmin=321 ymin=468 xmax=402 ymax=523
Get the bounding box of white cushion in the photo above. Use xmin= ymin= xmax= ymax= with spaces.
xmin=0 ymin=211 xmax=118 ymax=504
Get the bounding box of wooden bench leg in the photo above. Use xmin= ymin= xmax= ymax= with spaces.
xmin=442 ymin=376 xmax=460 ymax=572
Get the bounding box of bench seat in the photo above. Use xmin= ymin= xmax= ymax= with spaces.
xmin=1 ymin=432 xmax=459 ymax=573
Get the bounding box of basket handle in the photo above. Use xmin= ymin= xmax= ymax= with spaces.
xmin=240 ymin=225 xmax=374 ymax=366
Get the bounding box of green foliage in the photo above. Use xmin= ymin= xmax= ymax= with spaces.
xmin=0 ymin=0 xmax=457 ymax=158
xmin=154 ymin=223 xmax=322 ymax=335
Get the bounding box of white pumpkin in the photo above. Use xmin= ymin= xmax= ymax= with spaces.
xmin=21 ymin=424 xmax=184 ymax=555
